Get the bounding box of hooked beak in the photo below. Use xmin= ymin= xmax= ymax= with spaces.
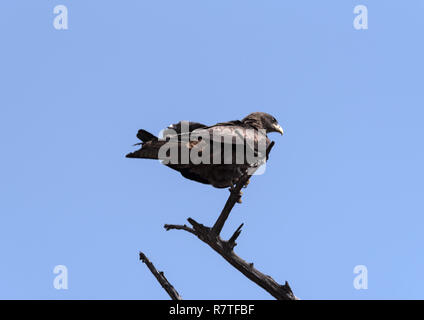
xmin=273 ymin=123 xmax=284 ymax=135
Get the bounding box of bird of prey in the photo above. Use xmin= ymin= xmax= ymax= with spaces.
xmin=126 ymin=112 xmax=283 ymax=189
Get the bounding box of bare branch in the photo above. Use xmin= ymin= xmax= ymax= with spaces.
xmin=163 ymin=140 xmax=297 ymax=300
xmin=139 ymin=251 xmax=182 ymax=300
xmin=164 ymin=223 xmax=196 ymax=235
xmin=165 ymin=218 xmax=295 ymax=300
xmin=227 ymin=223 xmax=244 ymax=250
xmin=211 ymin=175 xmax=249 ymax=236
xmin=211 ymin=141 xmax=275 ymax=236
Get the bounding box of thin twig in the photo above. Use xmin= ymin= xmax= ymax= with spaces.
xmin=139 ymin=251 xmax=182 ymax=300
xmin=228 ymin=223 xmax=244 ymax=250
xmin=164 ymin=223 xmax=196 ymax=235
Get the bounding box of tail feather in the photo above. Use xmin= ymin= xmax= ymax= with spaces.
xmin=126 ymin=147 xmax=160 ymax=159
xmin=136 ymin=129 xmax=157 ymax=143
xmin=126 ymin=128 xmax=165 ymax=159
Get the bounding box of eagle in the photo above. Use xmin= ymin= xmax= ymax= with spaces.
xmin=126 ymin=112 xmax=283 ymax=189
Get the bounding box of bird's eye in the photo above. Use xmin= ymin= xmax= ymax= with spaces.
xmin=272 ymin=117 xmax=276 ymax=123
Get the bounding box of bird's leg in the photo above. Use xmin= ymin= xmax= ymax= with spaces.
xmin=236 ymin=191 xmax=243 ymax=204
xmin=243 ymin=179 xmax=250 ymax=188
xmin=228 ymin=179 xmax=237 ymax=193
xmin=228 ymin=181 xmax=243 ymax=203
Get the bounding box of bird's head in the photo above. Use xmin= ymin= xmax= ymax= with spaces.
xmin=242 ymin=112 xmax=284 ymax=135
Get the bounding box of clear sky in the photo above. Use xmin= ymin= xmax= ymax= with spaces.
xmin=1 ymin=1 xmax=423 ymax=299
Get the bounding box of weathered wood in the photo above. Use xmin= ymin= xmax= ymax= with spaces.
xmin=163 ymin=140 xmax=297 ymax=300
xmin=139 ymin=251 xmax=182 ymax=300
xmin=165 ymin=217 xmax=296 ymax=300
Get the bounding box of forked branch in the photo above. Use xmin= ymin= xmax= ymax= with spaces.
xmin=164 ymin=141 xmax=297 ymax=300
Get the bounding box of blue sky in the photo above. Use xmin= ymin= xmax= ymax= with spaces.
xmin=0 ymin=1 xmax=423 ymax=299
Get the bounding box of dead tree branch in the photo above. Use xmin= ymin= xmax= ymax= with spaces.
xmin=139 ymin=251 xmax=182 ymax=300
xmin=164 ymin=141 xmax=297 ymax=300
